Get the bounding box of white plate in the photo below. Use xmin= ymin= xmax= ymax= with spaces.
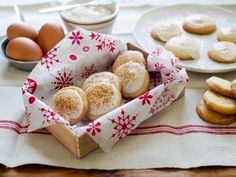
xmin=133 ymin=4 xmax=236 ymax=73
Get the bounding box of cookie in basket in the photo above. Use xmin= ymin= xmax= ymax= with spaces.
xmin=208 ymin=41 xmax=236 ymax=63
xmin=203 ymin=90 xmax=236 ymax=115
xmin=183 ymin=14 xmax=216 ymax=35
xmin=85 ymin=82 xmax=122 ymax=121
xmin=151 ymin=23 xmax=181 ymax=42
xmin=50 ymin=87 xmax=89 ymax=125
xmin=196 ymin=98 xmax=235 ymax=125
xmin=218 ymin=25 xmax=236 ymax=43
xmin=112 ymin=50 xmax=146 ymax=72
xmin=165 ymin=36 xmax=199 ymax=60
xmin=83 ymin=72 xmax=122 ymax=91
xmin=206 ymin=76 xmax=234 ymax=98
xmin=114 ymin=61 xmax=150 ymax=98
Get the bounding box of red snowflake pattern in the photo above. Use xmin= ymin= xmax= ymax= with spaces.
xmin=81 ymin=64 xmax=97 ymax=79
xmin=171 ymin=57 xmax=178 ymax=67
xmin=139 ymin=91 xmax=153 ymax=106
xmin=22 ymin=78 xmax=37 ymax=95
xmin=83 ymin=46 xmax=90 ymax=52
xmin=90 ymin=32 xmax=116 ymax=52
xmin=86 ymin=121 xmax=101 ymax=136
xmin=151 ymin=47 xmax=163 ymax=57
xmin=69 ymin=31 xmax=83 ymax=45
xmin=39 ymin=107 xmax=69 ymax=126
xmin=175 ymin=75 xmax=188 ymax=86
xmin=154 ymin=62 xmax=166 ymax=71
xmin=50 ymin=68 xmax=74 ymax=90
xmin=25 ymin=106 xmax=31 ymax=125
xmin=41 ymin=47 xmax=60 ymax=70
xmin=149 ymin=83 xmax=175 ymax=115
xmin=110 ymin=109 xmax=138 ymax=139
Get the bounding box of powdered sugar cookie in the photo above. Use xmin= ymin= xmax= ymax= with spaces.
xmin=151 ymin=23 xmax=181 ymax=42
xmin=183 ymin=14 xmax=216 ymax=35
xmin=83 ymin=72 xmax=121 ymax=91
xmin=85 ymin=82 xmax=122 ymax=121
xmin=208 ymin=41 xmax=236 ymax=63
xmin=112 ymin=51 xmax=146 ymax=72
xmin=165 ymin=36 xmax=199 ymax=60
xmin=50 ymin=87 xmax=89 ymax=125
xmin=218 ymin=25 xmax=236 ymax=43
xmin=114 ymin=61 xmax=150 ymax=98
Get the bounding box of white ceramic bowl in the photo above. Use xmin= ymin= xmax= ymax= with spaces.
xmin=60 ymin=0 xmax=119 ymax=34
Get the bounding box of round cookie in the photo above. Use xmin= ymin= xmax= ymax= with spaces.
xmin=203 ymin=90 xmax=236 ymax=115
xmin=151 ymin=23 xmax=181 ymax=42
xmin=165 ymin=36 xmax=199 ymax=60
xmin=183 ymin=14 xmax=216 ymax=35
xmin=218 ymin=25 xmax=236 ymax=43
xmin=206 ymin=76 xmax=234 ymax=98
xmin=196 ymin=98 xmax=235 ymax=125
xmin=208 ymin=41 xmax=236 ymax=63
xmin=112 ymin=51 xmax=146 ymax=72
xmin=50 ymin=87 xmax=89 ymax=125
xmin=231 ymin=79 xmax=236 ymax=98
xmin=114 ymin=61 xmax=150 ymax=98
xmin=83 ymin=72 xmax=121 ymax=91
xmin=85 ymin=82 xmax=122 ymax=121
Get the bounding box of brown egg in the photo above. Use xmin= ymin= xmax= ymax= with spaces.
xmin=6 ymin=37 xmax=43 ymax=61
xmin=7 ymin=23 xmax=38 ymax=41
xmin=37 ymin=23 xmax=65 ymax=53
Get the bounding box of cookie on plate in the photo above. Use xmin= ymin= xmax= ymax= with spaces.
xmin=183 ymin=14 xmax=216 ymax=35
xmin=50 ymin=87 xmax=89 ymax=125
xmin=208 ymin=41 xmax=236 ymax=63
xmin=196 ymin=98 xmax=235 ymax=125
xmin=83 ymin=72 xmax=122 ymax=91
xmin=203 ymin=89 xmax=236 ymax=115
xmin=218 ymin=25 xmax=236 ymax=43
xmin=206 ymin=76 xmax=234 ymax=98
xmin=151 ymin=23 xmax=181 ymax=42
xmin=165 ymin=36 xmax=199 ymax=60
xmin=85 ymin=82 xmax=122 ymax=121
xmin=112 ymin=51 xmax=146 ymax=72
xmin=114 ymin=61 xmax=150 ymax=98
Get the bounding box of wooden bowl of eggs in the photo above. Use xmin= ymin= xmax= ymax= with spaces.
xmin=0 ymin=23 xmax=65 ymax=71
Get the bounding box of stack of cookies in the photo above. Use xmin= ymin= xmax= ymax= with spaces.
xmin=112 ymin=51 xmax=150 ymax=99
xmin=196 ymin=76 xmax=236 ymax=125
xmin=49 ymin=50 xmax=151 ymax=125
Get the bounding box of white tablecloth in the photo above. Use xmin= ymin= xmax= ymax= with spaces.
xmin=0 ymin=1 xmax=236 ymax=169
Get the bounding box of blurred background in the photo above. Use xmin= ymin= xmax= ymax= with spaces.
xmin=0 ymin=0 xmax=235 ymax=37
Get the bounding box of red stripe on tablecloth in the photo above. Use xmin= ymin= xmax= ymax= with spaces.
xmin=1 ymin=120 xmax=236 ymax=136
xmin=129 ymin=130 xmax=236 ymax=136
xmin=0 ymin=126 xmax=49 ymax=135
xmin=0 ymin=120 xmax=28 ymax=128
xmin=135 ymin=124 xmax=236 ymax=130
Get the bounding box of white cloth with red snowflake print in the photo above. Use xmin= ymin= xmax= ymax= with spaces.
xmin=22 ymin=27 xmax=188 ymax=152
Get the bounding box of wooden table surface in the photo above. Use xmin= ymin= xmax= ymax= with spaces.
xmin=1 ymin=165 xmax=236 ymax=177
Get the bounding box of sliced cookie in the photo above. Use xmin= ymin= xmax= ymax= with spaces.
xmin=203 ymin=90 xmax=236 ymax=115
xmin=206 ymin=76 xmax=234 ymax=98
xmin=196 ymin=98 xmax=235 ymax=125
